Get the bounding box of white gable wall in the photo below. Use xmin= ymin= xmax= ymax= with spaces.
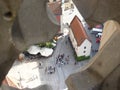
xmin=69 ymin=29 xmax=92 ymax=57
xmin=76 ymin=39 xmax=91 ymax=57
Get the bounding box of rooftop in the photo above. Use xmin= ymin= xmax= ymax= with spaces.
xmin=70 ymin=16 xmax=89 ymax=46
xmin=47 ymin=1 xmax=62 ymax=15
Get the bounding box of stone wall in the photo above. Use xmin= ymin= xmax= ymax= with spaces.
xmin=73 ymin=0 xmax=120 ymax=25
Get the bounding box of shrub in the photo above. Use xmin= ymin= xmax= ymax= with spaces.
xmin=75 ymin=55 xmax=90 ymax=61
xmin=37 ymin=41 xmax=54 ymax=48
xmin=38 ymin=42 xmax=46 ymax=47
xmin=45 ymin=42 xmax=54 ymax=48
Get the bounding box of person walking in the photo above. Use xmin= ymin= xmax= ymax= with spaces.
xmin=74 ymin=61 xmax=78 ymax=65
xmin=45 ymin=67 xmax=47 ymax=74
xmin=53 ymin=67 xmax=55 ymax=73
xmin=65 ymin=57 xmax=69 ymax=64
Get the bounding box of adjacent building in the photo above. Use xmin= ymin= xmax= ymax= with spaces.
xmin=47 ymin=0 xmax=62 ymax=24
xmin=69 ymin=16 xmax=92 ymax=57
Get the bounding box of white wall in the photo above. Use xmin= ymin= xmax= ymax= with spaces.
xmin=77 ymin=39 xmax=91 ymax=57
xmin=61 ymin=1 xmax=85 ymax=25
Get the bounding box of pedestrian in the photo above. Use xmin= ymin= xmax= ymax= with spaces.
xmin=62 ymin=53 xmax=64 ymax=59
xmin=61 ymin=54 xmax=64 ymax=59
xmin=65 ymin=57 xmax=69 ymax=64
xmin=45 ymin=67 xmax=47 ymax=73
xmin=95 ymin=49 xmax=98 ymax=52
xmin=56 ymin=58 xmax=58 ymax=64
xmin=39 ymin=63 xmax=41 ymax=66
xmin=39 ymin=63 xmax=42 ymax=69
xmin=59 ymin=57 xmax=62 ymax=62
xmin=74 ymin=61 xmax=77 ymax=65
xmin=67 ymin=55 xmax=69 ymax=60
xmin=92 ymin=49 xmax=94 ymax=52
xmin=67 ymin=55 xmax=69 ymax=58
xmin=53 ymin=67 xmax=55 ymax=73
xmin=58 ymin=62 xmax=61 ymax=67
xmin=65 ymin=40 xmax=67 ymax=44
xmin=58 ymin=54 xmax=60 ymax=58
xmin=49 ymin=66 xmax=52 ymax=70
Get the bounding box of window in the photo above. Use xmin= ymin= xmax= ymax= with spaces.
xmin=83 ymin=51 xmax=86 ymax=53
xmin=84 ymin=46 xmax=86 ymax=49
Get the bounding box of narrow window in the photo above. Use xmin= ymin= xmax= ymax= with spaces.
xmin=83 ymin=51 xmax=86 ymax=53
xmin=84 ymin=46 xmax=86 ymax=49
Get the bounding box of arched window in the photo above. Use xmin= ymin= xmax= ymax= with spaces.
xmin=84 ymin=46 xmax=86 ymax=49
xmin=83 ymin=51 xmax=86 ymax=53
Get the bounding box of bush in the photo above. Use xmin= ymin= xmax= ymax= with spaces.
xmin=45 ymin=42 xmax=54 ymax=48
xmin=36 ymin=40 xmax=55 ymax=49
xmin=75 ymin=55 xmax=90 ymax=61
xmin=38 ymin=42 xmax=46 ymax=47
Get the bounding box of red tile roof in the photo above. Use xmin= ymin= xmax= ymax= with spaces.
xmin=47 ymin=1 xmax=62 ymax=15
xmin=70 ymin=16 xmax=89 ymax=46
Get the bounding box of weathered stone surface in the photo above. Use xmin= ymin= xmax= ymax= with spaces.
xmin=66 ymin=69 xmax=102 ymax=90
xmin=73 ymin=0 xmax=98 ymax=20
xmin=99 ymin=20 xmax=120 ymax=50
xmin=90 ymin=20 xmax=120 ymax=78
xmin=73 ymin=0 xmax=120 ymax=24
xmin=100 ymin=65 xmax=120 ymax=90
xmin=0 ymin=0 xmax=22 ymax=85
xmin=12 ymin=0 xmax=59 ymax=50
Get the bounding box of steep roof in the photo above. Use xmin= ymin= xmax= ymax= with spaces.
xmin=70 ymin=16 xmax=89 ymax=46
xmin=47 ymin=1 xmax=62 ymax=15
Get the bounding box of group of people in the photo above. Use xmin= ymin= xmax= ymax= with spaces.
xmin=56 ymin=54 xmax=65 ymax=65
xmin=56 ymin=54 xmax=70 ymax=67
xmin=44 ymin=54 xmax=70 ymax=75
xmin=44 ymin=53 xmax=79 ymax=75
xmin=91 ymin=49 xmax=98 ymax=52
xmin=45 ymin=66 xmax=55 ymax=74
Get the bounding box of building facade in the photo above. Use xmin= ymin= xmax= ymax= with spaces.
xmin=69 ymin=16 xmax=91 ymax=57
